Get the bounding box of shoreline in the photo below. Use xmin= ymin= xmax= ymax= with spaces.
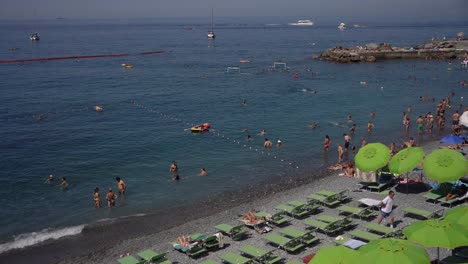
xmin=1 ymin=138 xmax=463 ymax=264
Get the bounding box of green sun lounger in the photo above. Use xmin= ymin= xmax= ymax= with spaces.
xmin=215 ymin=224 xmax=249 ymax=240
xmin=136 ymin=250 xmax=170 ymax=263
xmin=316 ymin=215 xmax=353 ymax=228
xmin=200 ymin=260 xmax=219 ymax=264
xmin=220 ymin=252 xmax=253 ymax=264
xmin=438 ymin=193 xmax=468 ymax=207
xmin=117 ymin=256 xmax=143 ymax=264
xmin=349 ymin=230 xmax=382 ymax=241
xmin=204 ymin=235 xmax=221 ymax=251
xmin=307 ymin=192 xmax=342 ymax=207
xmin=317 ymin=190 xmax=337 ymax=197
xmin=402 ymin=207 xmax=444 ymax=219
xmin=239 ymin=245 xmax=282 ymax=264
xmin=278 ymin=227 xmax=319 ymax=245
xmin=337 ymin=205 xmax=377 ymax=220
xmin=263 ymin=233 xmax=305 ymax=253
xmin=256 ymin=211 xmax=290 ymax=226
xmin=275 ymin=204 xmax=309 ymax=218
xmin=286 ymin=261 xmax=303 ymax=264
xmin=365 ymin=223 xmax=394 ymax=236
xmin=186 ymin=243 xmax=207 ymax=258
xmin=304 ymin=217 xmax=350 ymax=235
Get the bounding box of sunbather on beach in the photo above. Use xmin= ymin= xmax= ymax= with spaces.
xmin=445 ymin=185 xmax=467 ymax=201
xmin=176 ymin=235 xmax=192 ymax=248
xmin=240 ymin=211 xmax=265 ymax=225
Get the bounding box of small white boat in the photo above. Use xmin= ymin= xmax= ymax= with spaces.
xmin=338 ymin=22 xmax=347 ymax=31
xmin=207 ymin=9 xmax=215 ymax=39
xmin=288 ymin=20 xmax=314 ymax=26
xmin=30 ymin=33 xmax=40 ymax=41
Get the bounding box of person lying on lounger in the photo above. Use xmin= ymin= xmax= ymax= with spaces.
xmin=176 ymin=235 xmax=192 ymax=248
xmin=445 ymin=185 xmax=467 ymax=201
xmin=240 ymin=211 xmax=266 ymax=225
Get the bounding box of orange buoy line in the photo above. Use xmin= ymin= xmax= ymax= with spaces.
xmin=0 ymin=50 xmax=166 ymax=64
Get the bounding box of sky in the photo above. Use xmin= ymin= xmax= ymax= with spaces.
xmin=0 ymin=0 xmax=467 ymax=23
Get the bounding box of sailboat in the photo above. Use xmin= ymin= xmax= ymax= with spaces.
xmin=207 ymin=9 xmax=215 ymax=39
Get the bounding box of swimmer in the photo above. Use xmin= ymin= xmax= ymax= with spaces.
xmin=264 ymin=138 xmax=273 ymax=148
xmin=106 ymin=188 xmax=117 ymax=208
xmin=95 ymin=105 xmax=103 ymax=112
xmin=367 ymin=121 xmax=374 ymax=133
xmin=94 ymin=187 xmax=101 ymax=208
xmin=115 ymin=177 xmax=126 ymax=196
xmin=370 ymin=112 xmax=376 ymax=119
xmin=277 ymin=140 xmax=283 ymax=148
xmin=58 ymin=177 xmax=69 ymax=190
xmin=323 ymin=135 xmax=331 ymax=151
xmin=242 ymin=128 xmax=249 ymax=132
xmin=241 ymin=99 xmax=247 ymax=106
xmin=309 ymin=122 xmax=318 ymax=129
xmin=350 ymin=124 xmax=356 ymax=135
xmin=199 ymin=168 xmax=207 ymax=177
xmin=247 ymin=134 xmax=252 ymax=141
xmin=260 ymin=129 xmax=267 ymax=136
xmin=45 ymin=174 xmax=54 ymax=184
xmin=347 ymin=115 xmax=353 ymax=122
xmin=169 ymin=161 xmax=179 ymax=181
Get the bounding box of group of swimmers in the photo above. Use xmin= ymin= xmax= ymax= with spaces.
xmin=170 ymin=161 xmax=207 ymax=181
xmin=93 ymin=177 xmax=126 ymax=208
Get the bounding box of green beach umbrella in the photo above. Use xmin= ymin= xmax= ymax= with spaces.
xmin=423 ymin=149 xmax=468 ymax=183
xmin=388 ymin=147 xmax=425 ymax=175
xmin=310 ymin=245 xmax=371 ymax=264
xmin=444 ymin=205 xmax=468 ymax=227
xmin=358 ymin=238 xmax=430 ymax=264
xmin=355 ymin=143 xmax=391 ymax=172
xmin=403 ymin=218 xmax=468 ymax=261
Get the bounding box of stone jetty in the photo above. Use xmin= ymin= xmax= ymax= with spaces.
xmin=317 ymin=40 xmax=468 ymax=63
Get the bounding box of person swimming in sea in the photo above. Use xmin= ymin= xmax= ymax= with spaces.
xmin=45 ymin=174 xmax=54 ymax=184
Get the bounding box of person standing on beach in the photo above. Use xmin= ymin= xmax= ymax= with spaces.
xmin=416 ymin=116 xmax=424 ymax=135
xmin=377 ymin=191 xmax=395 ymax=228
xmin=106 ymin=188 xmax=117 ymax=208
xmin=94 ymin=187 xmax=101 ymax=208
xmin=337 ymin=144 xmax=344 ymax=163
xmin=343 ymin=133 xmax=351 ymax=151
xmin=452 ymin=110 xmax=460 ymax=128
xmin=427 ymin=115 xmax=435 ymax=135
xmin=116 ymin=177 xmax=126 ymax=196
xmin=404 ymin=117 xmax=411 ymax=133
xmin=361 ymin=137 xmax=367 ymax=147
xmin=323 ymin=135 xmax=331 ymax=151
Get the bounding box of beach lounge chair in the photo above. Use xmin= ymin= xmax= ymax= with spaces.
xmin=337 ymin=205 xmax=377 ymax=220
xmin=256 ymin=211 xmax=290 ymax=226
xmin=367 ymin=172 xmax=394 ymax=192
xmin=277 ymin=226 xmax=319 ymax=245
xmin=286 ymin=261 xmax=303 ymax=264
xmin=220 ymin=252 xmax=253 ymax=264
xmin=439 ymin=255 xmax=468 ymax=264
xmin=274 ymin=203 xmax=309 ymax=219
xmin=307 ymin=191 xmax=344 ymax=207
xmin=204 ymin=235 xmax=221 ymax=251
xmin=437 ymin=192 xmax=468 ymax=207
xmin=117 ymin=256 xmax=143 ymax=264
xmin=239 ymin=245 xmax=282 ymax=264
xmin=315 ymin=215 xmax=353 ymax=228
xmin=200 ymin=260 xmax=219 ymax=264
xmin=349 ymin=229 xmax=381 ymax=241
xmin=186 ymin=243 xmax=207 ymax=258
xmin=136 ymin=250 xmax=170 ymax=263
xmin=423 ymin=183 xmax=453 ymax=203
xmin=288 ymin=200 xmax=321 ymax=214
xmin=214 ymin=224 xmax=249 ymax=240
xmin=364 ymin=223 xmax=395 ymax=236
xmin=263 ymin=233 xmax=305 ymax=253
xmin=304 ymin=219 xmax=345 ymax=236
xmin=402 ymin=207 xmax=444 ymax=219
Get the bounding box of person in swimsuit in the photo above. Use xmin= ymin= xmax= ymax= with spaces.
xmin=323 ymin=135 xmax=331 ymax=151
xmin=116 ymin=177 xmax=126 ymax=196
xmin=264 ymin=138 xmax=272 ymax=148
xmin=106 ymin=188 xmax=117 ymax=208
xmin=416 ymin=116 xmax=424 ymax=135
xmin=170 ymin=161 xmax=179 ymax=181
xmin=94 ymin=187 xmax=101 ymax=208
xmin=343 ymin=133 xmax=351 ymax=151
xmin=45 ymin=174 xmax=54 ymax=184
xmin=199 ymin=168 xmax=207 ymax=177
xmin=58 ymin=177 xmax=69 ymax=190
xmin=350 ymin=124 xmax=356 ymax=135
xmin=337 ymin=144 xmax=344 ymax=163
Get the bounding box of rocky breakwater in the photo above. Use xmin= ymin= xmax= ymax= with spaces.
xmin=317 ymin=40 xmax=468 ymax=63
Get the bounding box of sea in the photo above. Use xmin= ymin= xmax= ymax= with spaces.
xmin=0 ymin=17 xmax=467 ymax=259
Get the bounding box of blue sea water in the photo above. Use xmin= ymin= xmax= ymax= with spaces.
xmin=0 ymin=17 xmax=467 ymax=251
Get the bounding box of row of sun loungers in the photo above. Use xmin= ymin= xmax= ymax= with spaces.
xmin=117 ymin=250 xmax=171 ymax=264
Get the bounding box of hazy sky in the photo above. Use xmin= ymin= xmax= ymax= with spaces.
xmin=1 ymin=0 xmax=467 ymax=22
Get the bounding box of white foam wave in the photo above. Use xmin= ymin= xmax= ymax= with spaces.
xmin=0 ymin=225 xmax=85 ymax=254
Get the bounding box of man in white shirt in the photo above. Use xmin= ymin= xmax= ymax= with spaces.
xmin=377 ymin=190 xmax=395 ymax=228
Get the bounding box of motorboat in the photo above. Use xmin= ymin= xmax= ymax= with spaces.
xmin=288 ymin=20 xmax=314 ymax=26
xmin=338 ymin=22 xmax=347 ymax=31
xmin=30 ymin=33 xmax=40 ymax=41
xmin=207 ymin=9 xmax=215 ymax=39
xmin=191 ymin=123 xmax=211 ymax=133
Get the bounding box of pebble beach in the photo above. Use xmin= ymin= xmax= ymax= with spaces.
xmin=55 ymin=140 xmax=463 ymax=264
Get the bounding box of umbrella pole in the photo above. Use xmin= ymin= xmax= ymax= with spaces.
xmin=437 ymin=247 xmax=440 ymax=264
